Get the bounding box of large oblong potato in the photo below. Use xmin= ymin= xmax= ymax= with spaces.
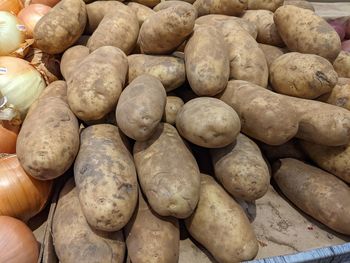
xmin=128 ymin=55 xmax=185 ymax=92
xmin=273 ymin=158 xmax=350 ymax=235
xmin=34 ymin=0 xmax=86 ymax=55
xmin=333 ymin=51 xmax=350 ymax=78
xmin=247 ymin=0 xmax=283 ymax=11
xmin=53 ymin=179 xmax=125 ymax=263
xmin=60 ymin=45 xmax=90 ymax=81
xmin=17 ymin=81 xmax=79 ymax=180
xmin=116 ymin=74 xmax=166 ymax=141
xmin=67 ymin=46 xmax=128 ymax=121
xmin=193 ymin=0 xmax=247 ymax=16
xmin=74 ymin=125 xmax=138 ymax=231
xmin=270 ymin=52 xmax=338 ymax=99
xmin=139 ymin=4 xmax=197 ymax=54
xmin=185 ymin=25 xmax=230 ymax=96
xmin=125 ymin=193 xmax=180 ymax=263
xmin=211 ymin=133 xmax=270 ymax=201
xmin=274 ymin=5 xmax=341 ymax=62
xmin=162 ymin=96 xmax=184 ymax=125
xmin=185 ymin=174 xmax=259 ymax=263
xmin=133 ymin=123 xmax=201 ymax=218
xmin=176 ymin=97 xmax=241 ymax=148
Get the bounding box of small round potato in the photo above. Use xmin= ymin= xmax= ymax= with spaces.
xmin=162 ymin=96 xmax=184 ymax=125
xmin=127 ymin=2 xmax=155 ymax=26
xmin=60 ymin=45 xmax=90 ymax=81
xmin=247 ymin=0 xmax=283 ymax=11
xmin=193 ymin=0 xmax=247 ymax=16
xmin=333 ymin=51 xmax=350 ymax=78
xmin=176 ymin=97 xmax=241 ymax=148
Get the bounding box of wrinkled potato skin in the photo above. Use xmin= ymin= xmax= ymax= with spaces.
xmin=273 ymin=158 xmax=350 ymax=235
xmin=60 ymin=45 xmax=90 ymax=81
xmin=284 ymin=0 xmax=315 ymax=11
xmin=185 ymin=174 xmax=259 ymax=263
xmin=17 ymin=81 xmax=79 ymax=180
xmin=270 ymin=52 xmax=338 ymax=99
xmin=53 ymin=180 xmax=125 ymax=263
xmin=274 ymin=5 xmax=341 ymax=62
xmin=162 ymin=96 xmax=184 ymax=125
xmin=242 ymin=10 xmax=284 ymax=47
xmin=116 ymin=75 xmax=166 ymax=141
xmin=128 ymin=55 xmax=186 ymax=92
xmin=74 ymin=125 xmax=138 ymax=231
xmin=125 ymin=193 xmax=180 ymax=263
xmin=133 ymin=123 xmax=201 ymax=218
xmin=34 ymin=0 xmax=87 ymax=55
xmin=248 ymin=0 xmax=283 ymax=11
xmin=176 ymin=98 xmax=241 ymax=148
xmin=127 ymin=2 xmax=155 ymax=26
xmin=139 ymin=5 xmax=197 ymax=54
xmin=211 ymin=133 xmax=270 ymax=201
xmin=68 ymin=46 xmax=128 ymax=121
xmin=193 ymin=0 xmax=247 ymax=16
xmin=333 ymin=51 xmax=350 ymax=78
xmin=185 ymin=25 xmax=230 ymax=96
xmin=258 ymin=43 xmax=284 ymax=68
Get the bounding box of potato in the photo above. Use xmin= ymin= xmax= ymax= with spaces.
xmin=247 ymin=0 xmax=283 ymax=11
xmin=179 ymin=238 xmax=216 ymax=263
xmin=185 ymin=25 xmax=230 ymax=96
xmin=242 ymin=10 xmax=284 ymax=47
xmin=133 ymin=123 xmax=200 ymax=218
xmin=154 ymin=1 xmax=196 ymax=14
xmin=270 ymin=52 xmax=338 ymax=99
xmin=125 ymin=192 xmax=180 ymax=263
xmin=60 ymin=45 xmax=89 ymax=81
xmin=185 ymin=174 xmax=258 ymax=263
xmin=176 ymin=98 xmax=240 ymax=148
xmin=130 ymin=0 xmax=161 ymax=8
xmin=127 ymin=2 xmax=155 ymax=26
xmin=87 ymin=8 xmax=139 ymax=54
xmin=211 ymin=133 xmax=270 ymax=201
xmin=67 ymin=46 xmax=128 ymax=121
xmin=320 ymin=82 xmax=350 ymax=111
xmin=273 ymin=158 xmax=350 ymax=235
xmin=193 ymin=0 xmax=247 ymax=16
xmin=162 ymin=96 xmax=184 ymax=125
xmin=17 ymin=81 xmax=79 ymax=180
xmin=128 ymin=54 xmax=185 ymax=92
xmin=274 ymin=5 xmax=341 ymax=62
xmin=116 ymin=75 xmax=166 ymax=141
xmin=284 ymin=0 xmax=315 ymax=11
xmin=258 ymin=43 xmax=284 ymax=68
xmin=333 ymin=51 xmax=350 ymax=78
xmin=139 ymin=5 xmax=196 ymax=54
xmin=53 ymin=179 xmax=125 ymax=263
xmin=258 ymin=139 xmax=307 ymax=162
xmin=33 ymin=0 xmax=87 ymax=54
xmin=338 ymin=77 xmax=350 ymax=86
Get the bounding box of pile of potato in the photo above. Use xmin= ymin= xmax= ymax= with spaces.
xmin=12 ymin=0 xmax=350 ymax=262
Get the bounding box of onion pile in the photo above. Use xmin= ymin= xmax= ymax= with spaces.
xmin=0 ymin=0 xmax=23 ymax=15
xmin=18 ymin=4 xmax=51 ymax=38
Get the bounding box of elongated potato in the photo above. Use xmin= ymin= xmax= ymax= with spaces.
xmin=176 ymin=98 xmax=241 ymax=148
xmin=185 ymin=174 xmax=258 ymax=263
xmin=274 ymin=5 xmax=341 ymax=62
xmin=133 ymin=123 xmax=200 ymax=218
xmin=333 ymin=51 xmax=350 ymax=78
xmin=60 ymin=45 xmax=90 ymax=81
xmin=127 ymin=2 xmax=155 ymax=26
xmin=17 ymin=81 xmax=79 ymax=180
xmin=273 ymin=158 xmax=350 ymax=235
xmin=116 ymin=75 xmax=166 ymax=141
xmin=270 ymin=52 xmax=338 ymax=99
xmin=67 ymin=46 xmax=128 ymax=121
xmin=258 ymin=43 xmax=284 ymax=68
xmin=193 ymin=0 xmax=247 ymax=16
xmin=185 ymin=25 xmax=230 ymax=96
xmin=247 ymin=0 xmax=283 ymax=11
xmin=162 ymin=96 xmax=184 ymax=125
xmin=53 ymin=179 xmax=125 ymax=263
xmin=125 ymin=193 xmax=180 ymax=263
xmin=284 ymin=0 xmax=315 ymax=11
xmin=211 ymin=133 xmax=270 ymax=201
xmin=128 ymin=55 xmax=185 ymax=92
xmin=139 ymin=5 xmax=197 ymax=54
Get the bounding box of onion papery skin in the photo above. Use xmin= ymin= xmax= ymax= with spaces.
xmin=18 ymin=4 xmax=51 ymax=38
xmin=0 ymin=0 xmax=23 ymax=15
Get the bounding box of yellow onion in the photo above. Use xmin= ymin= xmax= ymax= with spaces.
xmin=24 ymin=0 xmax=61 ymax=7
xmin=0 ymin=56 xmax=46 ymax=124
xmin=0 ymin=0 xmax=23 ymax=15
xmin=0 ymin=121 xmax=18 ymax=154
xmin=18 ymin=4 xmax=51 ymax=38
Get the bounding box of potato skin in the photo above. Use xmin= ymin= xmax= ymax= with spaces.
xmin=127 ymin=2 xmax=155 ymax=26
xmin=162 ymin=96 xmax=184 ymax=125
xmin=130 ymin=0 xmax=161 ymax=8
xmin=125 ymin=193 xmax=180 ymax=263
xmin=333 ymin=51 xmax=350 ymax=78
xmin=247 ymin=0 xmax=283 ymax=11
xmin=325 ymin=83 xmax=350 ymax=111
xmin=270 ymin=52 xmax=338 ymax=99
xmin=193 ymin=0 xmax=247 ymax=16
xmin=273 ymin=158 xmax=350 ymax=235
xmin=60 ymin=45 xmax=90 ymax=81
xmin=17 ymin=81 xmax=79 ymax=180
xmin=67 ymin=46 xmax=128 ymax=121
xmin=211 ymin=133 xmax=270 ymax=201
xmin=128 ymin=55 xmax=186 ymax=92
xmin=185 ymin=25 xmax=230 ymax=96
xmin=274 ymin=5 xmax=341 ymax=62
xmin=283 ymin=0 xmax=315 ymax=11
xmin=185 ymin=174 xmax=259 ymax=263
xmin=133 ymin=123 xmax=201 ymax=218
xmin=258 ymin=43 xmax=284 ymax=68
xmin=116 ymin=75 xmax=166 ymax=141
xmin=53 ymin=180 xmax=125 ymax=263
xmin=34 ymin=0 xmax=87 ymax=55
xmin=139 ymin=5 xmax=196 ymax=54
xmin=154 ymin=1 xmax=196 ymax=13
xmin=176 ymin=97 xmax=241 ymax=148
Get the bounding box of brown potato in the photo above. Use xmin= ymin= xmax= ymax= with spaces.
xmin=333 ymin=51 xmax=350 ymax=78
xmin=258 ymin=43 xmax=284 ymax=68
xmin=154 ymin=1 xmax=196 ymax=14
xmin=17 ymin=81 xmax=79 ymax=180
xmin=247 ymin=0 xmax=283 ymax=11
xmin=116 ymin=74 xmax=166 ymax=141
xmin=133 ymin=123 xmax=201 ymax=218
xmin=273 ymin=158 xmax=350 ymax=235
xmin=162 ymin=96 xmax=184 ymax=125
xmin=60 ymin=45 xmax=89 ymax=81
xmin=127 ymin=2 xmax=155 ymax=26
xmin=185 ymin=174 xmax=259 ymax=263
xmin=179 ymin=238 xmax=216 ymax=263
xmin=193 ymin=0 xmax=247 ymax=16
xmin=322 ymin=82 xmax=350 ymax=111
xmin=130 ymin=0 xmax=161 ymax=8
xmin=284 ymin=0 xmax=315 ymax=11
xmin=33 ymin=0 xmax=87 ymax=54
